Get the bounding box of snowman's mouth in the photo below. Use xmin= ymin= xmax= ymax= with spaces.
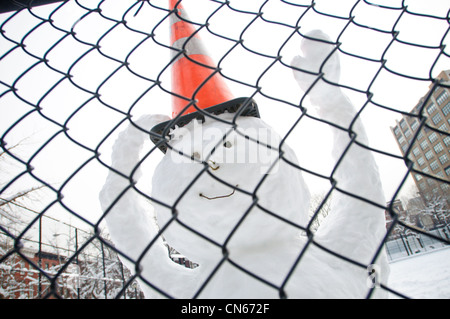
xmin=207 ymin=160 xmax=220 ymax=171
xmin=199 ymin=185 xmax=238 ymax=200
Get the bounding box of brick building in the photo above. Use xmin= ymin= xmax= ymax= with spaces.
xmin=0 ymin=245 xmax=75 ymax=299
xmin=391 ymin=70 xmax=450 ymax=203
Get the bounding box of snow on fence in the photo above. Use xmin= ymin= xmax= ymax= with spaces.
xmin=0 ymin=0 xmax=449 ymax=299
xmin=385 ymin=227 xmax=449 ymax=261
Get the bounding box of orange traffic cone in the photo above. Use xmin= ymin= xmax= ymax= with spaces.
xmin=168 ymin=0 xmax=233 ymax=117
xmin=151 ymin=0 xmax=259 ymax=153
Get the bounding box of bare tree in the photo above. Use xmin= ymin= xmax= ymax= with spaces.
xmin=0 ymin=139 xmax=142 ymax=298
xmin=0 ymin=249 xmax=40 ymax=298
xmin=70 ymin=229 xmax=144 ymax=299
xmin=421 ymin=196 xmax=450 ymax=228
xmin=0 ymin=140 xmax=49 ymax=298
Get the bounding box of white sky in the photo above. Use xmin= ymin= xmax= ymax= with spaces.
xmin=0 ymin=0 xmax=449 ymax=233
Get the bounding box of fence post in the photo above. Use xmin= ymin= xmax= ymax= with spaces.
xmin=399 ymin=234 xmax=411 ymax=256
xmin=101 ymin=242 xmax=107 ymax=299
xmin=416 ymin=235 xmax=424 ymax=250
xmin=38 ymin=215 xmax=42 ymax=298
xmin=75 ymin=228 xmax=80 ymax=299
xmin=119 ymin=257 xmax=126 ymax=299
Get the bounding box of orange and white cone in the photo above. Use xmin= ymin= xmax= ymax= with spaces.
xmin=169 ymin=0 xmax=233 ymax=117
xmin=151 ymin=0 xmax=259 ymax=153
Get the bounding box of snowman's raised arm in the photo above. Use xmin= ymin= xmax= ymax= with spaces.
xmin=291 ymin=31 xmax=388 ymax=275
xmin=99 ymin=114 xmax=201 ymax=298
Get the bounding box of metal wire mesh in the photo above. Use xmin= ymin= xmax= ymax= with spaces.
xmin=0 ymin=0 xmax=449 ymax=299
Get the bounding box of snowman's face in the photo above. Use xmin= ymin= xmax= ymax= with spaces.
xmin=166 ymin=114 xmax=280 ymax=176
xmin=151 ymin=114 xmax=310 ymax=264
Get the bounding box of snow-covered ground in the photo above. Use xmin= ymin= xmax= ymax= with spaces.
xmin=387 ymin=246 xmax=450 ymax=299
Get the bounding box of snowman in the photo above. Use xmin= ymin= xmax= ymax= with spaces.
xmin=99 ymin=2 xmax=389 ymax=299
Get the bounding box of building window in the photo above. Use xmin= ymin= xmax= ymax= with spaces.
xmin=432 ymin=113 xmax=443 ymax=125
xmin=418 ymin=131 xmax=424 ymax=140
xmin=442 ymin=102 xmax=450 ymax=116
xmin=411 ymin=120 xmax=419 ymax=131
xmin=394 ymin=126 xmax=400 ymax=136
xmin=400 ymin=119 xmax=407 ymax=129
xmin=425 ymin=150 xmax=434 ymax=160
xmin=427 ymin=102 xmax=437 ymax=114
xmin=439 ymin=153 xmax=449 ymax=165
xmin=415 ymin=174 xmax=422 ymax=181
xmin=404 ymin=128 xmax=411 ymax=138
xmin=417 ymin=156 xmax=425 ymax=166
xmin=430 ymin=160 xmax=439 ymax=170
xmin=401 ymin=144 xmax=408 ymax=153
xmin=412 ymin=146 xmax=420 ymax=157
xmin=441 ymin=183 xmax=449 ymax=191
xmin=439 ymin=123 xmax=448 ymax=132
xmin=434 ymin=142 xmax=444 ymax=154
xmin=429 ymin=132 xmax=438 ymax=143
xmin=444 ymin=136 xmax=450 ymax=147
xmin=398 ymin=135 xmax=405 ymax=144
xmin=445 ymin=166 xmax=450 ymax=175
xmin=420 ymin=139 xmax=429 ymax=150
xmin=436 ymin=90 xmax=449 ymax=105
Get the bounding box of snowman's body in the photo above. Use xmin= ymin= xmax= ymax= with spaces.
xmin=100 ymin=30 xmax=389 ymax=299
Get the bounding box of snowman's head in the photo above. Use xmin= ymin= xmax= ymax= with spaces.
xmin=151 ymin=113 xmax=310 ymax=264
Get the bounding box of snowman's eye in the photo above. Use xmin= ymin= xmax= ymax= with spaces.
xmin=224 ymin=141 xmax=232 ymax=148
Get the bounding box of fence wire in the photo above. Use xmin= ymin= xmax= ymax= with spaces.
xmin=0 ymin=0 xmax=449 ymax=299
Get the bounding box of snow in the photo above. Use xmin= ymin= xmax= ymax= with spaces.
xmin=388 ymin=247 xmax=450 ymax=299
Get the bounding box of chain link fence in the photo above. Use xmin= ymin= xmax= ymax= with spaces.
xmin=1 ymin=0 xmax=449 ymax=299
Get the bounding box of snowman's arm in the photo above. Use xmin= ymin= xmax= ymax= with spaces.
xmin=310 ymin=80 xmax=389 ymax=282
xmin=292 ymin=31 xmax=387 ymax=264
xmin=99 ymin=115 xmax=201 ymax=298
